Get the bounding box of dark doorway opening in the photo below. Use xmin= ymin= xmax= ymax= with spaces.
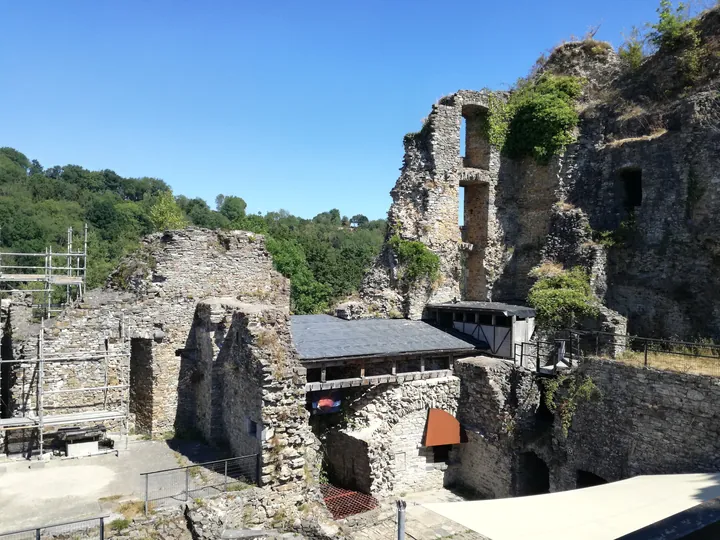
xmin=517 ymin=451 xmax=550 ymax=495
xmin=618 ymin=168 xmax=642 ymax=210
xmin=130 ymin=338 xmax=154 ymax=434
xmin=432 ymin=444 xmax=452 ymax=464
xmin=576 ymin=470 xmax=607 ymax=489
xmin=1 ymin=330 xmax=13 ymax=419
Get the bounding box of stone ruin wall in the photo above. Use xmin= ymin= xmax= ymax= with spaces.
xmin=449 ymin=354 xmax=720 ymax=499
xmin=1 ymin=228 xmax=291 ymax=439
xmin=539 ymin=357 xmax=720 ymax=491
xmin=322 ymin=376 xmax=460 ymax=496
xmin=185 ymin=297 xmax=321 ymax=494
xmin=356 ymin=17 xmax=720 ymax=341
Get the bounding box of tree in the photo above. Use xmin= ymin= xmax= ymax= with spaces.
xmin=350 ymin=214 xmax=369 ymax=227
xmin=218 ymin=195 xmax=247 ymax=222
xmin=149 ymin=191 xmax=187 ymax=231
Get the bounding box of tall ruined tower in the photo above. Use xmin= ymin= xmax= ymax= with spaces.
xmin=353 ymin=7 xmax=720 ymax=340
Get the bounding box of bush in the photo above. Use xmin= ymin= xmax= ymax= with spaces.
xmin=619 ymin=27 xmax=646 ymax=70
xmin=647 ymin=0 xmax=698 ymax=51
xmin=388 ymin=234 xmax=440 ymax=283
xmin=487 ymin=74 xmax=584 ymax=164
xmin=528 ymin=266 xmax=598 ymax=328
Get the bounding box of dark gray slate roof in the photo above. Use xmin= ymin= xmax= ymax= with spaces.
xmin=426 ymin=301 xmax=536 ymax=318
xmin=290 ymin=315 xmax=477 ymax=361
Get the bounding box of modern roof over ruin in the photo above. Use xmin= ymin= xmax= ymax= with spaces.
xmin=426 ymin=301 xmax=536 ymax=318
xmin=289 ymin=314 xmax=477 ymax=361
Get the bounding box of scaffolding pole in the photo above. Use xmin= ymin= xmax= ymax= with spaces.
xmin=0 ymin=225 xmax=88 ymax=318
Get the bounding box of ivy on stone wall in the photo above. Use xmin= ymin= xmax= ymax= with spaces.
xmin=388 ymin=234 xmax=440 ymax=283
xmin=543 ymin=373 xmax=601 ymax=436
xmin=527 ymin=264 xmax=598 ymax=328
xmin=483 ymin=74 xmax=584 ymax=164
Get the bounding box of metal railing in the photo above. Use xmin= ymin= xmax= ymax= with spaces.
xmin=0 ymin=516 xmax=107 ymax=540
xmin=564 ymin=329 xmax=720 ymax=377
xmin=141 ymin=454 xmax=260 ymax=513
xmin=514 ymin=340 xmax=573 ymax=372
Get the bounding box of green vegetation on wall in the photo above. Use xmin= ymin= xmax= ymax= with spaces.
xmin=484 ymin=74 xmax=584 ymax=164
xmin=388 ymin=234 xmax=440 ymax=283
xmin=0 ymin=147 xmax=385 ymax=315
xmin=528 ymin=265 xmax=598 ymax=328
xmin=543 ymin=373 xmax=601 ymax=436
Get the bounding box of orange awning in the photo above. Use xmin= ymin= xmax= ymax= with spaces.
xmin=424 ymin=408 xmax=467 ymax=447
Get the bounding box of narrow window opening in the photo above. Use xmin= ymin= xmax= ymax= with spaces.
xmin=432 ymin=444 xmax=452 ymax=463
xmin=618 ymin=168 xmax=642 ymax=210
xmin=461 ymin=104 xmax=490 ymax=170
xmin=247 ymin=418 xmax=258 ymax=438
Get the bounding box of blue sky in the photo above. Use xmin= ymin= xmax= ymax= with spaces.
xmin=1 ymin=0 xmax=667 ymax=219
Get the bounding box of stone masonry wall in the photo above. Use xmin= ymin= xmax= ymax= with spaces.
xmin=543 ymin=358 xmax=720 ymax=492
xmin=186 ymin=298 xmax=321 ymax=494
xmin=452 ymin=356 xmax=541 ymax=498
xmin=2 ymin=228 xmax=290 ymax=441
xmin=325 ymin=377 xmax=460 ymax=496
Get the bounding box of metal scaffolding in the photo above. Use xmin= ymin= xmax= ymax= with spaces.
xmin=0 ymin=224 xmax=87 ymax=317
xmin=0 ymin=318 xmax=131 ymax=458
xmin=0 ymin=226 xmax=130 ymax=458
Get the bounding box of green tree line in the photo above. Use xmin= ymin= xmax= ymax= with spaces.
xmin=0 ymin=147 xmax=385 ymax=313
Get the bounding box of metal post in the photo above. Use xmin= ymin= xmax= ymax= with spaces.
xmin=224 ymin=459 xmax=228 ymax=491
xmin=596 ymin=333 xmax=599 ymax=357
xmin=144 ymin=474 xmax=149 ymax=515
xmin=35 ymin=528 xmax=40 ymax=540
xmin=185 ymin=467 xmax=190 ymax=501
xmin=38 ymin=321 xmax=44 ymax=459
xmin=47 ymin=245 xmax=52 ymax=317
xmin=256 ymin=453 xmax=262 ymax=487
xmin=99 ymin=517 xmax=105 ymax=540
xmin=83 ymin=223 xmax=88 ymax=298
xmin=396 ymin=500 xmax=406 ymax=540
xmin=644 ymin=341 xmax=649 ymax=367
xmin=536 ymin=345 xmax=541 ymax=372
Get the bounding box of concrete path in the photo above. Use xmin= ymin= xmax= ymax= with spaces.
xmin=351 ymin=489 xmax=488 ymax=540
xmin=0 ymin=438 xmax=185 ymax=533
xmin=424 ymin=473 xmax=720 ymax=540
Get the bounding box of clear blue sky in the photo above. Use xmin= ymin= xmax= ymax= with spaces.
xmin=1 ymin=0 xmax=665 ymax=219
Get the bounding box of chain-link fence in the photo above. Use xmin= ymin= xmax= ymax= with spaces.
xmin=141 ymin=454 xmax=259 ymax=513
xmin=0 ymin=516 xmax=107 ymax=540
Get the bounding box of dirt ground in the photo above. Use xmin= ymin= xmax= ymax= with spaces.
xmin=0 ymin=437 xmax=225 ymax=533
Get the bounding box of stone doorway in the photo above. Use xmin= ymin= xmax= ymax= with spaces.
xmin=516 ymin=451 xmax=550 ymax=496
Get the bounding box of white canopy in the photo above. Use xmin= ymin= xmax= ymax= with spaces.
xmin=423 ymin=473 xmax=720 ymax=540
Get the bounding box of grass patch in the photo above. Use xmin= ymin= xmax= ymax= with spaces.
xmin=98 ymin=494 xmax=123 ymax=503
xmin=613 ymin=349 xmax=720 ymax=376
xmin=226 ymin=482 xmax=250 ymax=492
xmin=118 ymin=500 xmax=146 ymax=519
xmin=109 ymin=518 xmax=131 ymax=532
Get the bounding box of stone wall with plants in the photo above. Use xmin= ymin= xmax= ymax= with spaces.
xmin=451 ymin=356 xmax=541 ymax=498
xmin=539 ymin=356 xmax=720 ymax=491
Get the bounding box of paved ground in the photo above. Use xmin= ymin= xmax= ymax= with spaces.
xmin=0 ymin=437 xmax=226 ymax=533
xmin=424 ymin=473 xmax=720 ymax=540
xmin=351 ymin=489 xmax=488 ymax=540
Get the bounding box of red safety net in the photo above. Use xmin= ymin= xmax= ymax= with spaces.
xmin=320 ymin=484 xmax=379 ymax=520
